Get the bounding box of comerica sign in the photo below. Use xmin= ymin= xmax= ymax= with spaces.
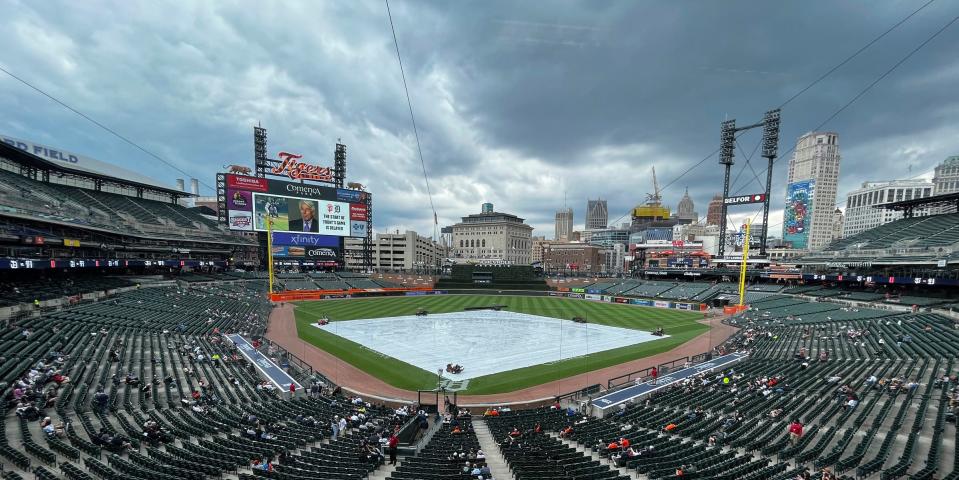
xmin=272 ymin=152 xmax=333 ymax=182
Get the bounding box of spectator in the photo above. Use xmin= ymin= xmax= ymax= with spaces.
xmin=788 ymin=419 xmax=803 ymax=446
xmin=388 ymin=431 xmax=398 ymax=465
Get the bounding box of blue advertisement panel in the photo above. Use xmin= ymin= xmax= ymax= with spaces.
xmin=783 ymin=179 xmax=815 ymax=249
xmin=271 ymin=232 xmax=340 ymax=247
xmin=629 ymin=299 xmax=653 ymax=306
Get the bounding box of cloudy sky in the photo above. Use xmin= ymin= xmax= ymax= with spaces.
xmin=2 ymin=0 xmax=958 ymax=239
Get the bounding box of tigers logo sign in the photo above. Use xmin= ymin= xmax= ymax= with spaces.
xmin=272 ymin=152 xmax=333 ymax=182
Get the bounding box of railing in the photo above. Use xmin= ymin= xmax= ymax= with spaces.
xmin=556 ymin=384 xmax=602 ymax=403
xmin=606 ymin=354 xmax=698 ymax=391
xmin=254 ymin=335 xmax=335 ymax=388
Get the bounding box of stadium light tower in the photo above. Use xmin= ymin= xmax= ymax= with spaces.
xmin=759 ymin=109 xmax=780 ymax=255
xmin=718 ymin=119 xmax=736 ymax=257
xmin=717 ymin=109 xmax=781 ymax=257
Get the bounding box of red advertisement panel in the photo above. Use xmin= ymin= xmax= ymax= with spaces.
xmin=226 ymin=174 xmax=268 ymax=192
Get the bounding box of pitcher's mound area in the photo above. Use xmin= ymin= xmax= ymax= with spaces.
xmin=312 ymin=310 xmax=666 ymax=381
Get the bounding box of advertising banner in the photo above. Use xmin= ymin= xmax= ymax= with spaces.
xmin=317 ymin=200 xmax=349 ymax=236
xmin=350 ymin=220 xmax=368 ymax=238
xmin=226 ymin=174 xmax=269 ymax=192
xmin=602 ymin=295 xmax=612 ymax=302
xmin=270 ymin=232 xmax=340 ymax=247
xmin=271 ymin=245 xmax=338 ymax=259
xmin=585 ymin=294 xmax=602 ymax=301
xmin=336 ymin=188 xmax=363 ymax=203
xmin=304 ymin=247 xmax=340 ymax=259
xmin=653 ymin=300 xmax=672 ymax=309
xmin=350 ymin=203 xmax=368 ymax=221
xmin=629 ymin=299 xmax=653 ymax=306
xmin=227 ymin=189 xmax=253 ymax=211
xmin=571 ymin=287 xmax=586 ymax=294
xmin=613 ymin=297 xmax=628 ymax=304
xmin=567 ymin=293 xmax=585 ymax=299
xmin=228 ymin=210 xmax=254 ymax=231
xmin=724 ymin=193 xmax=766 ymax=205
xmin=783 ymin=179 xmax=815 ymax=249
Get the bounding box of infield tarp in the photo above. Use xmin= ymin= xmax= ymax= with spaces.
xmin=312 ymin=310 xmax=666 ymax=381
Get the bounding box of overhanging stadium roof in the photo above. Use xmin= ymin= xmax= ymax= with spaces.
xmin=0 ymin=140 xmax=191 ymax=197
xmin=876 ymin=191 xmax=959 ymax=214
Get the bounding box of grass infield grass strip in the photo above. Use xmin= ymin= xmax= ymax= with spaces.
xmin=293 ymin=295 xmax=707 ymax=395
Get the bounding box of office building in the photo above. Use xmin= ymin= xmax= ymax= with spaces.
xmin=451 ymin=203 xmax=533 ymax=265
xmin=585 ymin=199 xmax=608 ymax=230
xmin=706 ymin=194 xmax=723 ymax=226
xmin=588 ymin=228 xmax=630 ymax=249
xmin=530 ymin=236 xmax=548 ymax=264
xmin=555 ymin=208 xmax=573 ymax=241
xmin=675 ymin=187 xmax=698 ymax=221
xmin=933 ymin=155 xmax=959 ymax=195
xmin=932 ymin=155 xmax=959 ymax=214
xmin=783 ymin=131 xmax=842 ymax=251
xmin=842 ymin=179 xmax=933 ymax=237
xmin=542 ymin=242 xmax=603 ymax=274
xmin=344 ymin=230 xmax=444 ymax=272
xmin=831 ymin=208 xmax=844 ymax=243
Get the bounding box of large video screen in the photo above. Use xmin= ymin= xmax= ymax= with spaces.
xmin=252 ymin=193 xmax=349 ymax=235
xmin=783 ymin=179 xmax=815 ymax=249
xmin=224 ymin=174 xmax=368 ymax=238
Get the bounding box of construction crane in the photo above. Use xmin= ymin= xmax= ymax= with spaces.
xmin=645 ymin=166 xmax=663 ymax=206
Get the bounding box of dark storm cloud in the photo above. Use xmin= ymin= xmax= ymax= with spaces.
xmin=1 ymin=0 xmax=957 ymax=236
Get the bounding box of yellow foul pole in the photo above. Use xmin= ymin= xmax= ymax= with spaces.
xmin=738 ymin=219 xmax=751 ymax=307
xmin=267 ymin=217 xmax=275 ymax=295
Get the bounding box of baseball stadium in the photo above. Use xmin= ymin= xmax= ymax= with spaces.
xmin=3 ymin=3 xmax=959 ymax=480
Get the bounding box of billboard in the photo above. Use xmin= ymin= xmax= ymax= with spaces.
xmin=271 ymin=245 xmax=340 ymax=259
xmin=724 ymin=194 xmax=766 ymax=205
xmin=223 ymin=174 xmax=366 ymax=237
xmin=783 ymin=179 xmax=815 ymax=249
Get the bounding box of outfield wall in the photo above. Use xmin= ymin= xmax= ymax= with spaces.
xmin=280 ymin=287 xmax=707 ymax=314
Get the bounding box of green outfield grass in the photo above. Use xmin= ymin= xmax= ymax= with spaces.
xmin=293 ymin=295 xmax=707 ymax=395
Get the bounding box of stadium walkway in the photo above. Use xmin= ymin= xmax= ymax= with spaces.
xmin=265 ymin=302 xmax=739 ymax=405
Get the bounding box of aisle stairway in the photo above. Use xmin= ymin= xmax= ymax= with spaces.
xmin=473 ymin=419 xmax=516 ymax=480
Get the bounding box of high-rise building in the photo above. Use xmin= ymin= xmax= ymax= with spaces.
xmin=932 ymin=155 xmax=959 ymax=214
xmin=831 ymin=208 xmax=844 ymax=243
xmin=706 ymin=194 xmax=723 ymax=226
xmin=530 ymin=236 xmax=548 ymax=264
xmin=933 ymin=156 xmax=959 ymax=195
xmin=451 ymin=203 xmax=533 ymax=265
xmin=783 ymin=132 xmax=841 ymax=251
xmin=842 ymin=179 xmax=933 ymax=237
xmin=585 ymin=199 xmax=608 ymax=230
xmin=555 ymin=208 xmax=573 ymax=241
xmin=676 ymin=187 xmax=698 ymax=221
